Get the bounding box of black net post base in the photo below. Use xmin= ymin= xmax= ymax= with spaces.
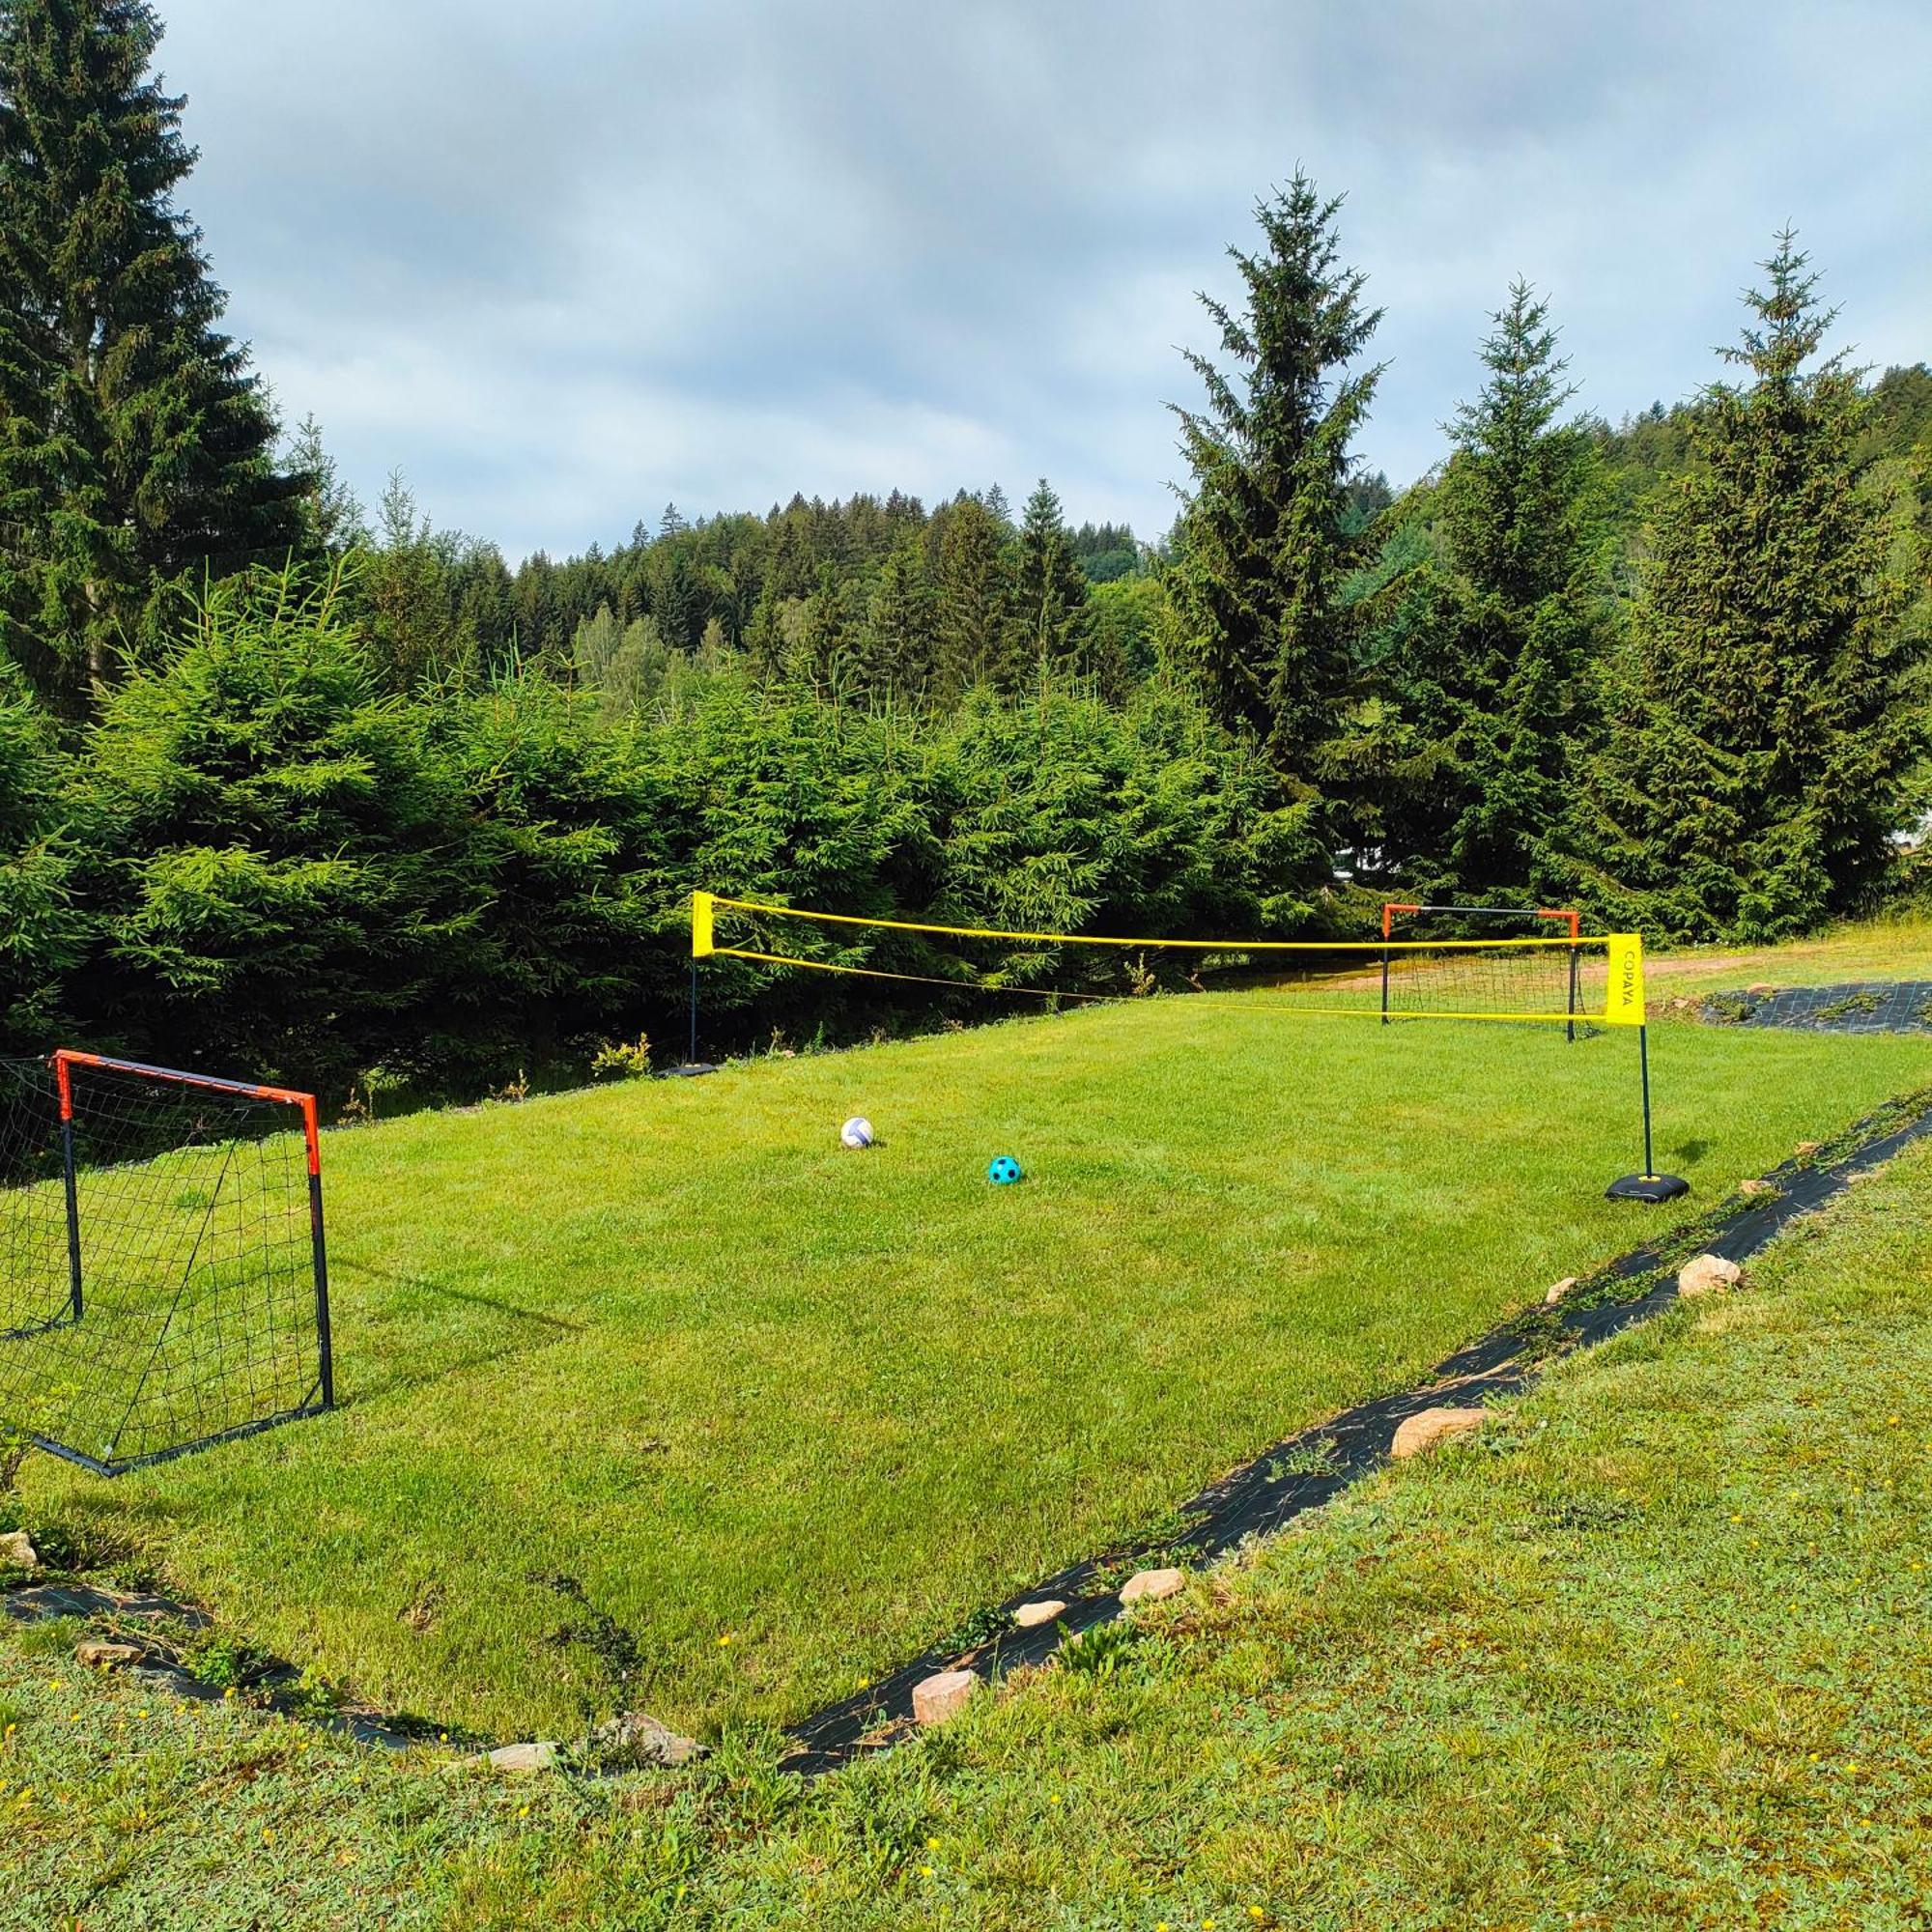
xmin=0 ymin=1051 xmax=333 ymax=1476
xmin=1606 ymin=1173 xmax=1691 ymax=1204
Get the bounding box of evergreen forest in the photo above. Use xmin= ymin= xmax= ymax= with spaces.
xmin=2 ymin=0 xmax=1927 ymax=1093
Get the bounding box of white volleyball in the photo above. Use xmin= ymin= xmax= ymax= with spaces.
xmin=839 ymin=1116 xmax=874 ymax=1149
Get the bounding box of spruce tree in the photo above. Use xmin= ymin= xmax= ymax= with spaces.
xmin=286 ymin=414 xmax=366 ymax=554
xmin=856 ymin=529 xmax=937 ymax=705
xmin=1011 ymin=478 xmax=1087 ymax=681
xmin=1169 ymin=172 xmax=1383 ymax=781
xmin=1435 ymin=281 xmax=1603 ymax=895
xmin=932 ymin=494 xmax=1013 ymax=701
xmin=1562 ymin=234 xmax=1920 ymax=939
xmin=0 ymin=0 xmax=301 ymax=709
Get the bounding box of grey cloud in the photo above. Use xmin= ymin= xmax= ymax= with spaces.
xmin=156 ymin=0 xmax=1932 ymax=555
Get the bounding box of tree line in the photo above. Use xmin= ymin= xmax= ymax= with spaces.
xmin=0 ymin=0 xmax=1927 ymax=1094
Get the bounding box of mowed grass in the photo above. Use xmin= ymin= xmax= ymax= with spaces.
xmin=1648 ymin=907 xmax=1932 ymax=991
xmin=7 ymin=1040 xmax=1932 ymax=1929
xmin=18 ymin=994 xmax=1932 ymax=1742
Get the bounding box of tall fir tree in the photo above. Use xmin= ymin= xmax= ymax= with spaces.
xmin=856 ymin=528 xmax=938 ymax=705
xmin=1560 ymin=234 xmax=1920 ymax=940
xmin=1168 ymin=172 xmax=1383 ymax=783
xmin=285 ymin=414 xmax=366 ymax=554
xmin=1011 ymin=478 xmax=1087 ymax=681
xmin=0 ymin=0 xmax=301 ymax=709
xmin=932 ymin=494 xmax=1014 ymax=700
xmin=1433 ymin=280 xmax=1603 ymax=895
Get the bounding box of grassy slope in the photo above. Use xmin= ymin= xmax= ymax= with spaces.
xmin=1647 ymin=908 xmax=1932 ymax=990
xmin=16 ymin=998 xmax=1931 ymax=1744
xmin=5 ymin=1078 xmax=1931 ymax=1927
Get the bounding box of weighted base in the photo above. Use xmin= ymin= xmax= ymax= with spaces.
xmin=1605 ymin=1172 xmax=1690 ymax=1204
xmin=661 ymin=1063 xmax=718 ymax=1079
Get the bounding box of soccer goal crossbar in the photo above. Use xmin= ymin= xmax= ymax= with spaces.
xmin=0 ymin=1050 xmax=333 ymax=1475
xmin=685 ymin=893 xmax=1680 ymax=1201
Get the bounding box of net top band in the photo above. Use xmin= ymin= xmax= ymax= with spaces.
xmin=696 ymin=893 xmax=1601 ymax=955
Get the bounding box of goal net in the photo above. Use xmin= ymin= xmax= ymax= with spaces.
xmin=0 ymin=1052 xmax=333 ymax=1475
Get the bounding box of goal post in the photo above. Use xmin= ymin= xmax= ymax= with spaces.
xmin=0 ymin=1050 xmax=333 ymax=1475
xmin=1380 ymin=901 xmax=1584 ymax=1036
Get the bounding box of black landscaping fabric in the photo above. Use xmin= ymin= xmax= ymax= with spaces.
xmin=1694 ymin=980 xmax=1932 ymax=1033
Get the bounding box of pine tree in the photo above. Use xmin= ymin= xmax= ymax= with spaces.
xmin=0 ymin=0 xmax=301 ymax=709
xmin=1561 ymin=234 xmax=1920 ymax=939
xmin=1011 ymin=479 xmax=1087 ymax=681
xmin=931 ymin=496 xmax=1013 ymax=701
xmin=361 ymin=474 xmax=480 ymax=689
xmin=286 ymin=413 xmax=365 ymax=554
xmin=1435 ymin=281 xmax=1603 ymax=894
xmin=1168 ymin=172 xmax=1383 ymax=781
xmin=856 ymin=529 xmax=937 ymax=704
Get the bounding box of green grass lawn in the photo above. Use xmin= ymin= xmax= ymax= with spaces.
xmin=1648 ymin=907 xmax=1932 ymax=992
xmin=13 ymin=993 xmax=1932 ymax=1749
xmin=5 ymin=1041 xmax=1931 ymax=1928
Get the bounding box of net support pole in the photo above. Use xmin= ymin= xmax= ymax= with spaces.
xmin=55 ymin=1053 xmax=82 ymax=1324
xmin=303 ymin=1097 xmax=333 ymax=1411
xmin=689 ymin=958 xmax=699 ymax=1066
xmin=1379 ymin=902 xmax=1400 ymax=1026
xmin=1566 ymin=944 xmax=1579 ymax=1045
xmin=1638 ymin=1023 xmax=1656 ymax=1178
xmin=1605 ymin=937 xmax=1689 ymax=1204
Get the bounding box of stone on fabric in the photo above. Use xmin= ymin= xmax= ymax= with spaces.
xmin=74 ymin=1639 xmax=144 ymax=1670
xmin=0 ymin=1530 xmax=38 ymax=1572
xmin=1677 ymin=1253 xmax=1742 ymax=1297
xmin=1544 ymin=1276 xmax=1580 ymax=1306
xmin=1119 ymin=1567 xmax=1185 ymax=1605
xmin=1011 ymin=1599 xmax=1066 ymax=1629
xmin=1739 ymin=1179 xmax=1776 ymax=1198
xmin=1795 ymin=1141 xmax=1822 ymax=1156
xmin=481 ymin=1741 xmax=560 ymax=1774
xmin=591 ymin=1711 xmax=703 ymax=1767
xmin=911 ymin=1668 xmax=979 ymax=1725
xmin=1390 ymin=1406 xmax=1486 ymax=1460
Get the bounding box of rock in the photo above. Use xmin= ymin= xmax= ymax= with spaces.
xmin=1739 ymin=1179 xmax=1776 ymax=1198
xmin=1119 ymin=1567 xmax=1185 ymax=1605
xmin=1676 ymin=1253 xmax=1742 ymax=1297
xmin=911 ymin=1667 xmax=979 ymax=1725
xmin=1011 ymin=1598 xmax=1066 ymax=1629
xmin=74 ymin=1639 xmax=144 ymax=1670
xmin=589 ymin=1711 xmax=703 ymax=1768
xmin=480 ymin=1741 xmax=561 ymax=1774
xmin=1544 ymin=1276 xmax=1579 ymax=1306
xmin=0 ymin=1529 xmax=39 ymax=1572
xmin=1795 ymin=1141 xmax=1822 ymax=1156
xmin=1390 ymin=1406 xmax=1486 ymax=1460
xmin=1746 ymin=982 xmax=1776 ymax=995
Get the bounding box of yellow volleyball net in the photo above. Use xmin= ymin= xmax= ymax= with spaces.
xmin=685 ymin=892 xmax=1681 ymax=1201
xmin=690 ymin=891 xmax=1645 ymax=1031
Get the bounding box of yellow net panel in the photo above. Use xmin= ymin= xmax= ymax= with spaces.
xmin=692 ymin=894 xmax=1646 ymax=1030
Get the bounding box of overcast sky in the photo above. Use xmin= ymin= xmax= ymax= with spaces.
xmin=154 ymin=0 xmax=1932 ymax=560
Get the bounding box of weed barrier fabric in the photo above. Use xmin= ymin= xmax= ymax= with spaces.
xmin=780 ymin=1089 xmax=1932 ymax=1776
xmin=1698 ymin=980 xmax=1932 ymax=1033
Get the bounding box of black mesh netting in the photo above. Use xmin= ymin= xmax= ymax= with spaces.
xmin=0 ymin=1057 xmax=328 ymax=1474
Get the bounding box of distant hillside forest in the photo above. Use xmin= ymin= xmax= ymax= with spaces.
xmin=0 ymin=0 xmax=1927 ymax=1092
